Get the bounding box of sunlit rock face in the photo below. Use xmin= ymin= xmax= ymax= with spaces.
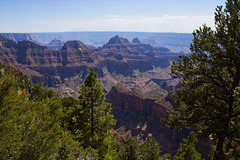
xmin=106 ymin=83 xmax=189 ymax=154
xmin=0 ymin=34 xmax=179 ymax=91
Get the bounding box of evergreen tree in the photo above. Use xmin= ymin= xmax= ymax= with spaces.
xmin=61 ymin=96 xmax=79 ymax=131
xmin=121 ymin=137 xmax=140 ymax=160
xmin=163 ymin=0 xmax=240 ymax=159
xmin=173 ymin=132 xmax=202 ymax=160
xmin=74 ymin=68 xmax=116 ymax=159
xmin=139 ymin=138 xmax=162 ymax=160
xmin=139 ymin=137 xmax=171 ymax=160
xmin=109 ymin=135 xmax=127 ymax=160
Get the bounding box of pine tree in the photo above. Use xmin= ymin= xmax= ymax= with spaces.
xmin=75 ymin=68 xmax=116 ymax=159
xmin=121 ymin=137 xmax=140 ymax=160
xmin=139 ymin=138 xmax=162 ymax=160
xmin=173 ymin=132 xmax=202 ymax=160
xmin=163 ymin=0 xmax=240 ymax=159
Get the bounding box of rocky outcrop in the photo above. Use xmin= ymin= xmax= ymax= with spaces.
xmin=45 ymin=38 xmax=65 ymax=50
xmin=127 ymin=60 xmax=153 ymax=72
xmin=0 ymin=35 xmax=99 ymax=87
xmin=104 ymin=60 xmax=134 ymax=76
xmin=107 ymin=84 xmax=209 ymax=157
xmin=0 ymin=33 xmax=34 ymax=42
xmin=106 ymin=52 xmax=124 ymax=60
xmin=61 ymin=40 xmax=92 ymax=52
xmin=100 ymin=35 xmax=170 ymax=55
xmin=107 ymin=83 xmax=169 ymax=126
xmin=60 ymin=41 xmax=96 ymax=66
xmin=132 ymin=37 xmax=140 ymax=44
xmin=0 ymin=35 xmax=16 ymax=48
xmin=107 ymin=35 xmax=130 ymax=44
xmin=111 ymin=130 xmax=128 ymax=144
xmin=106 ymin=83 xmax=189 ymax=154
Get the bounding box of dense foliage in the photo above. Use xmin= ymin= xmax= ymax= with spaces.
xmin=164 ymin=0 xmax=240 ymax=159
xmin=0 ymin=65 xmax=83 ymax=160
xmin=173 ymin=132 xmax=202 ymax=160
xmin=0 ymin=65 xmax=170 ymax=159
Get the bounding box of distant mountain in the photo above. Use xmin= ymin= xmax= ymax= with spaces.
xmin=1 ymin=32 xmax=193 ymax=53
xmin=29 ymin=32 xmax=154 ymax=45
xmin=45 ymin=38 xmax=97 ymax=50
xmin=45 ymin=38 xmax=65 ymax=50
xmin=100 ymin=35 xmax=171 ymax=56
xmin=0 ymin=33 xmax=34 ymax=42
xmin=0 ymin=34 xmax=180 ymax=95
xmin=132 ymin=37 xmax=141 ymax=43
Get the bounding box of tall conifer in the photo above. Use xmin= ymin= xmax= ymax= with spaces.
xmin=164 ymin=0 xmax=240 ymax=159
xmin=76 ymin=68 xmax=116 ymax=159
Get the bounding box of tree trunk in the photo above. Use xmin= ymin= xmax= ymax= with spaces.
xmin=213 ymin=135 xmax=225 ymax=160
xmin=91 ymin=105 xmax=94 ymax=140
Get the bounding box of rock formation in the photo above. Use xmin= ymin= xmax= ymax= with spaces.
xmin=106 ymin=83 xmax=188 ymax=154
xmin=45 ymin=38 xmax=65 ymax=50
xmin=100 ymin=35 xmax=170 ymax=55
xmin=0 ymin=35 xmax=179 ymax=93
xmin=132 ymin=37 xmax=141 ymax=43
xmin=0 ymin=33 xmax=34 ymax=42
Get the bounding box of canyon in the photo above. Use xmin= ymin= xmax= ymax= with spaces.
xmin=0 ymin=33 xmax=195 ymax=154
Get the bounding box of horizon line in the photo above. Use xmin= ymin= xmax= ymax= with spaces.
xmin=0 ymin=31 xmax=193 ymax=34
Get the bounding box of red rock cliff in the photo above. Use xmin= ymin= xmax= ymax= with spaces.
xmin=106 ymin=83 xmax=189 ymax=154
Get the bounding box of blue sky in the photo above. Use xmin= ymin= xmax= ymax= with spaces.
xmin=0 ymin=0 xmax=226 ymax=33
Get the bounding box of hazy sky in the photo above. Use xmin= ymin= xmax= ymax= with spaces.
xmin=0 ymin=0 xmax=226 ymax=33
